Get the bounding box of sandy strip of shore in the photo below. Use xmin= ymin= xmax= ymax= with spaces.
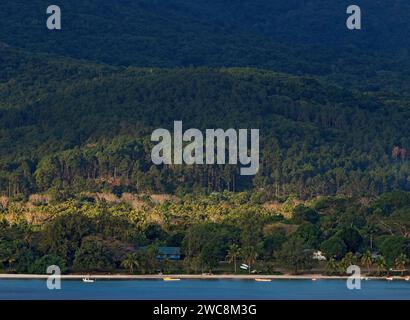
xmin=0 ymin=274 xmax=408 ymax=280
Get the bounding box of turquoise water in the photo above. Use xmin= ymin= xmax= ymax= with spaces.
xmin=0 ymin=279 xmax=409 ymax=300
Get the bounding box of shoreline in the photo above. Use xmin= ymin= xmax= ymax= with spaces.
xmin=0 ymin=274 xmax=409 ymax=281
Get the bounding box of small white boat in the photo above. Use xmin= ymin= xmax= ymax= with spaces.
xmin=386 ymin=276 xmax=394 ymax=281
xmin=405 ymin=277 xmax=409 ymax=282
xmin=311 ymin=278 xmax=317 ymax=281
xmin=255 ymin=278 xmax=272 ymax=282
xmin=82 ymin=277 xmax=95 ymax=283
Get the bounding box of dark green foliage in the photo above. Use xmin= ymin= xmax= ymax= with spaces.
xmin=182 ymin=223 xmax=237 ymax=267
xmin=295 ymin=223 xmax=322 ymax=249
xmin=29 ymin=254 xmax=67 ymax=274
xmin=371 ymin=191 xmax=410 ymax=216
xmin=1 ymin=2 xmax=410 ymax=199
xmin=321 ymin=236 xmax=347 ymax=259
xmin=262 ymin=233 xmax=287 ymax=260
xmin=277 ymin=236 xmax=314 ymax=274
xmin=336 ymin=227 xmax=363 ymax=253
xmin=1 ymin=1 xmax=410 ymax=275
xmin=377 ymin=236 xmax=410 ymax=265
xmin=2 ymin=1 xmax=410 ymax=83
xmin=73 ymin=236 xmax=115 ymax=272
xmin=1 ymin=51 xmax=409 ymax=197
xmin=39 ymin=213 xmax=94 ymax=264
xmin=14 ymin=248 xmax=37 ymax=274
xmin=145 ymin=224 xmax=167 ymax=243
xmin=292 ymin=205 xmax=320 ymax=224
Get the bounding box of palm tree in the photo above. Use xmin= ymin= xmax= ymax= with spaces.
xmin=7 ymin=257 xmax=16 ymax=271
xmin=325 ymin=258 xmax=340 ymax=275
xmin=145 ymin=246 xmax=159 ymax=274
xmin=341 ymin=252 xmax=357 ymax=272
xmin=361 ymin=251 xmax=373 ymax=274
xmin=394 ymin=254 xmax=408 ymax=276
xmin=226 ymin=244 xmax=241 ymax=274
xmin=161 ymin=258 xmax=172 ymax=274
xmin=241 ymin=246 xmax=258 ymax=274
xmin=376 ymin=256 xmax=388 ymax=276
xmin=121 ymin=253 xmax=140 ymax=274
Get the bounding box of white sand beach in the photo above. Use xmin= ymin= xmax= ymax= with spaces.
xmin=0 ymin=274 xmax=408 ymax=280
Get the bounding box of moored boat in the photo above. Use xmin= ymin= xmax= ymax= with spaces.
xmin=163 ymin=277 xmax=181 ymax=281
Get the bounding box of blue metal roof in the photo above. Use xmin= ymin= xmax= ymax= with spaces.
xmin=158 ymin=247 xmax=181 ymax=255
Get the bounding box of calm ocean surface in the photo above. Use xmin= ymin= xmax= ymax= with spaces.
xmin=0 ymin=279 xmax=409 ymax=300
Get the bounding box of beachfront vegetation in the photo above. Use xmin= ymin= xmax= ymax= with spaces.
xmin=0 ymin=191 xmax=408 ymax=275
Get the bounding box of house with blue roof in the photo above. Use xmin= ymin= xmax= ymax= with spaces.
xmin=156 ymin=247 xmax=181 ymax=261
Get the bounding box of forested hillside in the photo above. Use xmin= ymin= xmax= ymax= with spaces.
xmin=2 ymin=1 xmax=410 ymax=90
xmin=0 ymin=47 xmax=409 ymax=198
xmin=0 ymin=1 xmax=410 ymax=198
xmin=3 ymin=1 xmax=410 ymax=60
